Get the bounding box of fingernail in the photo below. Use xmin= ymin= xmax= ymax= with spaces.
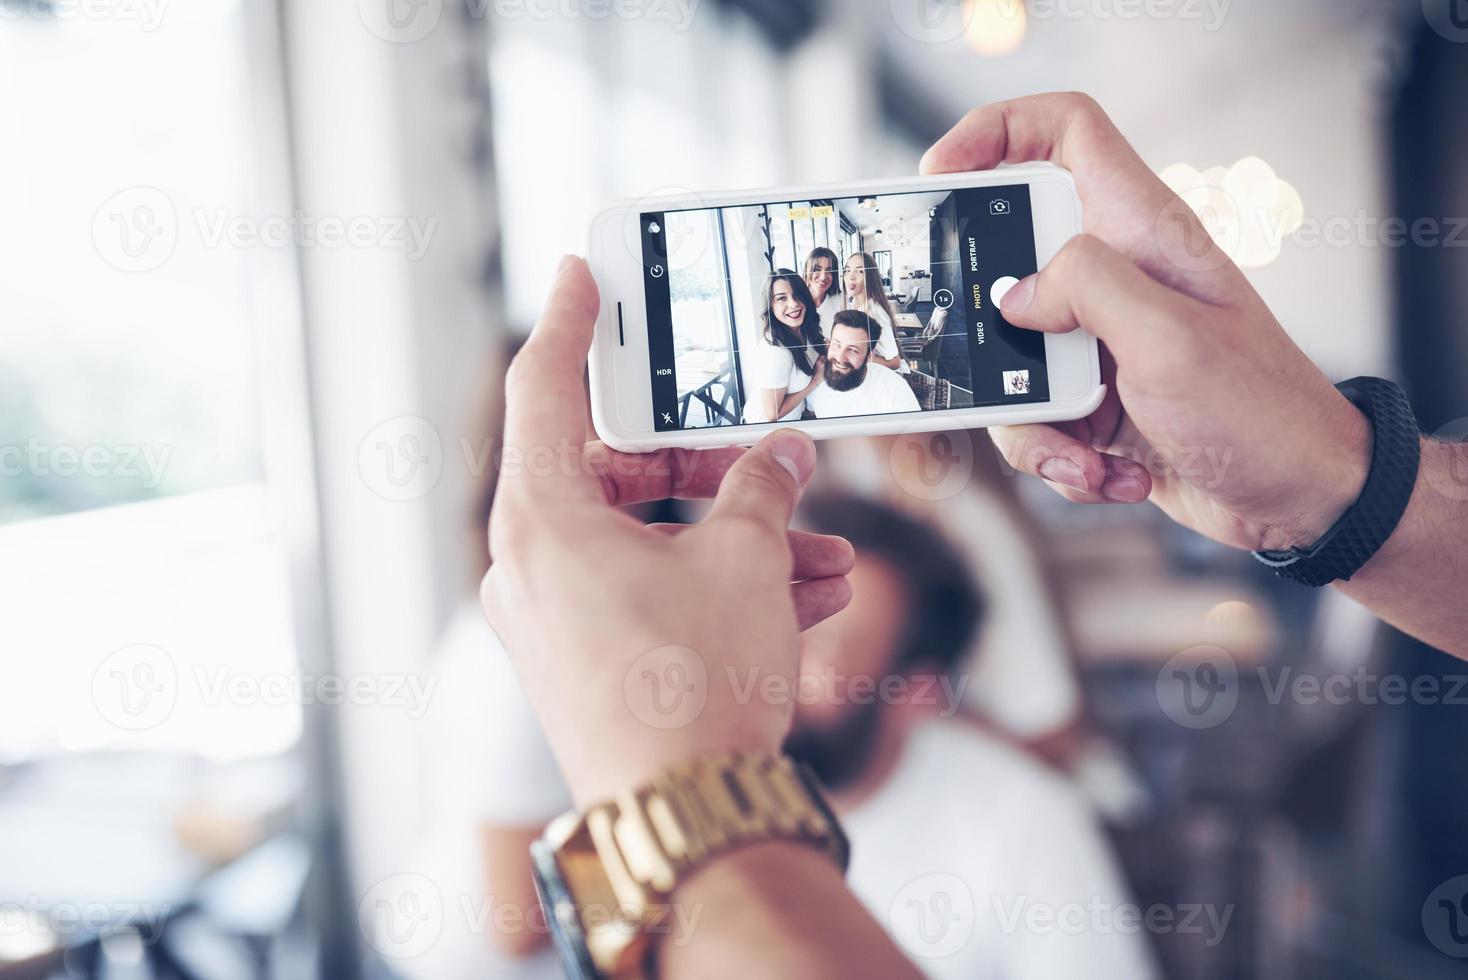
xmin=1039 ymin=457 xmax=1087 ymax=491
xmin=772 ymin=431 xmax=816 ymax=488
xmin=555 ymin=253 xmax=578 ymax=275
xmin=1000 ymin=274 xmax=1037 ymax=315
xmin=1102 ymin=477 xmax=1148 ymax=502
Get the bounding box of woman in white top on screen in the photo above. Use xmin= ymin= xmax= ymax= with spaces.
xmin=743 ymin=269 xmax=828 ymax=424
xmin=843 ymin=251 xmax=906 ymax=373
xmin=803 ymin=246 xmax=844 ymax=327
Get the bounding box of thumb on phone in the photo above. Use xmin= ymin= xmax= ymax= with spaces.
xmin=704 ymin=430 xmax=816 ymax=547
xmin=998 ymin=234 xmax=1206 ymax=365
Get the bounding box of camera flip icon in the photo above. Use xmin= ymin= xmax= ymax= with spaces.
xmin=989 ymin=199 xmax=1011 ymax=216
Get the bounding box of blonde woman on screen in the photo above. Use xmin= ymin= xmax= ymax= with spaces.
xmin=804 ymin=246 xmax=844 ymax=328
xmin=844 ymin=251 xmax=906 ymax=373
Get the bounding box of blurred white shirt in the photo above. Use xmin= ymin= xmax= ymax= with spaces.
xmin=844 ymin=719 xmax=1157 ymax=980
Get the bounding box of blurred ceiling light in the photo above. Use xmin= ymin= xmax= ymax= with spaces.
xmin=965 ymin=0 xmax=1027 ymax=57
xmin=859 ymin=196 xmax=877 ymax=209
xmin=1159 ymin=157 xmax=1304 ymax=268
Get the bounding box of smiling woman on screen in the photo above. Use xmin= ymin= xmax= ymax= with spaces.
xmin=744 ymin=269 xmax=828 ymax=424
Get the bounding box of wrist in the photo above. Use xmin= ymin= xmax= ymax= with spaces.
xmin=562 ymin=714 xmax=788 ymax=809
xmin=1263 ymin=391 xmax=1373 ymax=552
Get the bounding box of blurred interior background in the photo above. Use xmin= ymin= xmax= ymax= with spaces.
xmin=4 ymin=0 xmax=1468 ymax=977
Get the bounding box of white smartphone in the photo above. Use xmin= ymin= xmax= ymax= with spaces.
xmin=586 ymin=164 xmax=1102 ymax=453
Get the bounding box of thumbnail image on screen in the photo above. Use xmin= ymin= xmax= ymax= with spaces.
xmin=638 ymin=185 xmax=1049 ymax=432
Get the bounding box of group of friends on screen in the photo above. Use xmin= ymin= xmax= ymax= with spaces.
xmin=744 ymin=247 xmax=920 ymax=424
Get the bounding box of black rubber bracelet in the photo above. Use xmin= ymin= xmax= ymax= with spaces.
xmin=1252 ymin=377 xmax=1420 ymax=587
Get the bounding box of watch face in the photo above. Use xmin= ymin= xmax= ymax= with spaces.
xmin=530 ymin=840 xmax=598 ymax=980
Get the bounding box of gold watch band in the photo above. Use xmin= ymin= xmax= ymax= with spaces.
xmin=538 ymin=751 xmax=849 ymax=979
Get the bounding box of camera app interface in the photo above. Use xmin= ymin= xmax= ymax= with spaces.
xmin=639 ymin=185 xmax=1048 ymax=431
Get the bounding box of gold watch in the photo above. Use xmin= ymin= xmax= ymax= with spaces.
xmin=529 ymin=751 xmax=849 ymax=979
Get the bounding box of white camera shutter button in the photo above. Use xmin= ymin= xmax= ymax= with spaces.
xmin=991 ymin=276 xmax=1021 ymax=309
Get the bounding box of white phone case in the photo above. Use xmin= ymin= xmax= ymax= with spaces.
xmin=587 ymin=165 xmax=1103 ymax=453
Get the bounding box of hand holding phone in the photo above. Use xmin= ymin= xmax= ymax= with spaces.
xmin=923 ymin=93 xmax=1372 ymax=556
xmin=586 ymin=165 xmax=1101 ymax=452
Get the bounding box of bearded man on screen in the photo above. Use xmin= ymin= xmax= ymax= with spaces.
xmin=805 ymin=310 xmax=922 ymax=419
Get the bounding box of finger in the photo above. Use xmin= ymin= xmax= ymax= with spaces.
xmin=650 ymin=524 xmax=855 ymax=581
xmin=703 ymin=429 xmax=816 ymax=541
xmin=919 ymin=93 xmax=1237 ymax=302
xmin=501 ymin=256 xmax=601 ymax=498
xmin=996 ymin=234 xmax=1206 ymax=366
xmin=582 ymin=444 xmax=749 ymax=505
xmin=992 ymin=424 xmax=1153 ymax=504
xmin=793 ymin=575 xmax=854 ymax=632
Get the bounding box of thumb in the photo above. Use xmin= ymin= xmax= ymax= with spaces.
xmin=998 ymin=234 xmax=1204 ymax=364
xmin=704 ymin=429 xmax=816 ymax=540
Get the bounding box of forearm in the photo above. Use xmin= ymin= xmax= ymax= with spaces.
xmin=778 ymin=387 xmax=814 ymax=419
xmin=872 ymin=354 xmax=902 ymax=370
xmin=1336 ymin=437 xmax=1468 ymax=658
xmin=653 ymin=841 xmax=919 ymax=979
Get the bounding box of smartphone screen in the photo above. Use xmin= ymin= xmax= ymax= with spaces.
xmin=638 ymin=184 xmax=1047 ymax=432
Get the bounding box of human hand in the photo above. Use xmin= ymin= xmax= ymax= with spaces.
xmin=480 ymin=256 xmax=854 ymax=805
xmin=809 ymin=355 xmax=828 ymax=391
xmin=921 ymin=93 xmax=1370 ymax=552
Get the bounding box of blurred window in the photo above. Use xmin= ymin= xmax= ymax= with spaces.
xmin=0 ymin=1 xmax=305 ymax=762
